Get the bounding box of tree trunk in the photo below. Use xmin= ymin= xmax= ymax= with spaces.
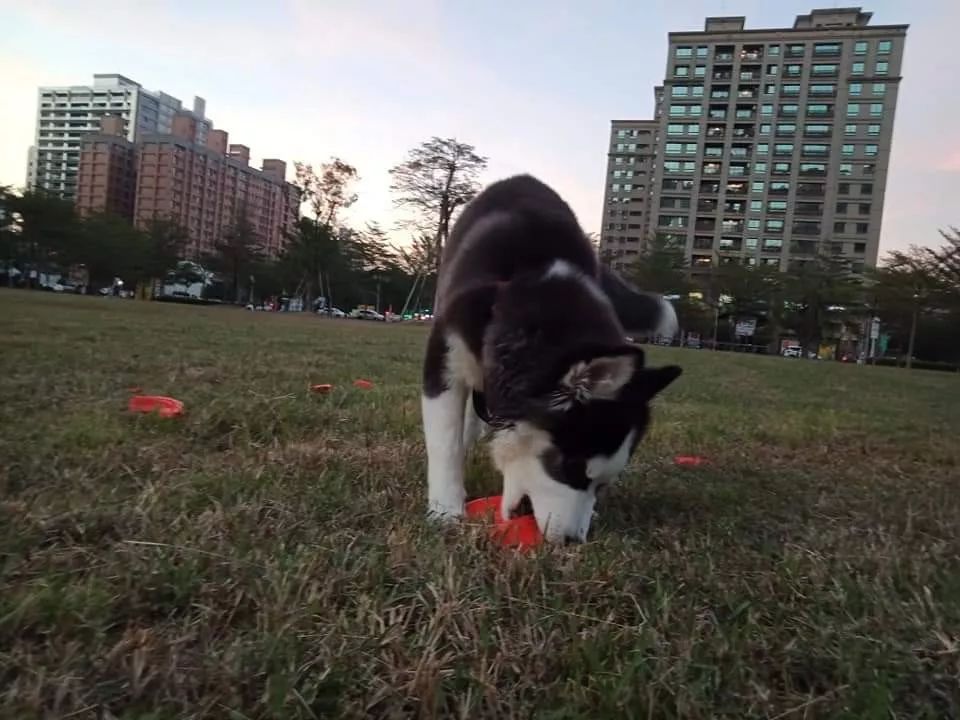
xmin=905 ymin=304 xmax=918 ymax=370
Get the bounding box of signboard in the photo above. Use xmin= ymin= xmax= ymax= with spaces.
xmin=870 ymin=317 xmax=880 ymax=340
xmin=734 ymin=318 xmax=757 ymax=337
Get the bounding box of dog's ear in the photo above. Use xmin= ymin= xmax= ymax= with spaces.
xmin=550 ymin=349 xmax=640 ymax=410
xmin=632 ymin=365 xmax=683 ymax=400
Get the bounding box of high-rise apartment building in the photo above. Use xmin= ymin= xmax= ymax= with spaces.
xmin=600 ymin=8 xmax=906 ymax=275
xmin=134 ymin=120 xmax=300 ymax=259
xmin=27 ymin=74 xmax=210 ymax=201
xmin=598 ymin=120 xmax=657 ymax=271
xmin=75 ymin=115 xmax=137 ymax=220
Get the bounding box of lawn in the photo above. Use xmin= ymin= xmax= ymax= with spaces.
xmin=1 ymin=289 xmax=958 ymax=719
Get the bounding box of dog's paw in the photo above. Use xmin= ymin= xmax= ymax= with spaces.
xmin=427 ymin=499 xmax=464 ymax=522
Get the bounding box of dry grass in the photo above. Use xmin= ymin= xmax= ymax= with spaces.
xmin=1 ymin=289 xmax=958 ymax=719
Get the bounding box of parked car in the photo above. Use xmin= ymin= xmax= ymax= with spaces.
xmin=317 ymin=307 xmax=346 ymax=318
xmin=782 ymin=346 xmax=803 ymax=358
xmin=351 ymin=308 xmax=385 ymax=321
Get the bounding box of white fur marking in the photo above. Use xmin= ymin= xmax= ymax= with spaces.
xmin=491 ymin=422 xmax=596 ymax=542
xmin=586 ymin=428 xmax=636 ymax=482
xmin=544 ymin=260 xmax=611 ymax=306
xmin=445 ymin=333 xmax=483 ymax=390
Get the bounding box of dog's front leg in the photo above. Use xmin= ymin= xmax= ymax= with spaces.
xmin=422 ymin=383 xmax=468 ymax=518
xmin=422 ymin=326 xmax=469 ymax=519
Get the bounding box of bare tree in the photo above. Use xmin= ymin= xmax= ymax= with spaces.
xmin=388 ymin=137 xmax=487 ymax=274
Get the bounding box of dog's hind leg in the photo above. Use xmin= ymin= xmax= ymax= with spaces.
xmin=422 ymin=326 xmax=468 ymax=519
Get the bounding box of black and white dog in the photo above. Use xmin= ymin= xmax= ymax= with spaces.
xmin=422 ymin=175 xmax=681 ymax=543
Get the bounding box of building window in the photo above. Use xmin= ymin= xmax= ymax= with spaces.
xmin=781 ymin=84 xmax=801 ymax=97
xmin=768 ymin=45 xmax=781 ymax=56
xmin=751 ymin=181 xmax=765 ymax=193
xmin=786 ymin=44 xmax=805 ymax=57
xmin=696 ymin=46 xmax=708 ymax=58
xmin=834 ymin=221 xmax=846 ymax=233
xmin=810 ymin=84 xmax=836 ymax=96
xmin=847 ymin=103 xmax=861 ymax=117
xmin=761 ymin=104 xmax=774 ymax=116
xmin=764 ymin=84 xmax=776 ymax=95
xmin=675 ymin=46 xmax=693 ymax=58
xmin=842 ymin=144 xmax=855 ymax=157
xmin=667 ymin=124 xmax=684 ymax=136
xmin=859 ymin=203 xmax=871 ymax=215
xmin=864 ymin=144 xmax=879 ymax=156
xmin=811 ymin=64 xmax=838 ymax=76
xmin=774 ymin=143 xmax=794 ymax=155
xmin=746 ymin=218 xmax=760 ymax=230
xmin=839 ymin=182 xmax=851 ymax=194
xmin=814 ymin=42 xmax=842 ymax=56
xmin=754 ymin=162 xmax=768 ymax=174
xmin=776 ymin=123 xmax=797 ymax=136
xmin=674 ymin=66 xmax=690 ymax=77
xmin=866 ymin=124 xmax=880 ymax=136
xmin=750 ymin=200 xmax=763 ymax=212
xmin=849 ymin=82 xmax=862 ymax=96
xmin=852 ymin=62 xmax=865 ymax=75
xmin=878 ymin=40 xmax=893 ymax=55
xmin=872 ymin=83 xmax=886 ymax=96
xmin=784 ymin=64 xmax=802 ymax=76
xmin=780 ymin=104 xmax=799 ymax=117
xmin=772 ymin=162 xmax=791 ymax=175
xmin=844 ymin=124 xmax=857 ymax=136
xmin=870 ymin=103 xmax=883 ymax=117
xmin=694 ymin=65 xmax=706 ymax=77
xmin=806 ymin=104 xmax=832 ymax=117
xmin=800 ymin=162 xmax=826 ymax=175
xmin=876 ymin=61 xmax=889 ymax=75
xmin=768 ymin=200 xmax=788 ymax=213
xmin=766 ymin=219 xmax=785 ymax=232
xmin=766 ymin=64 xmax=779 ymax=76
xmin=854 ymin=41 xmax=868 ymax=55
xmin=756 ymin=143 xmax=770 ymax=154
xmin=672 ymin=86 xmax=689 ymax=97
xmin=763 ymin=237 xmax=783 ymax=250
xmin=861 ymin=183 xmax=874 ymax=194
xmin=856 ymin=223 xmax=869 ymax=234
xmin=836 ymin=202 xmax=848 ymax=213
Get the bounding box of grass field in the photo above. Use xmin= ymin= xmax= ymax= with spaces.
xmin=1 ymin=289 xmax=958 ymax=719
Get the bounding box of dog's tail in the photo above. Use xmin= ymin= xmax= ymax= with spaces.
xmin=598 ymin=266 xmax=679 ymax=339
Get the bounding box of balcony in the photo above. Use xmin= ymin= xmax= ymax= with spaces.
xmin=797 ymin=183 xmax=825 ymax=197
xmin=697 ymin=199 xmax=718 ymax=212
xmin=726 ymin=181 xmax=747 ymax=195
xmin=790 ymin=240 xmax=819 ymax=255
xmin=719 ymin=237 xmax=743 ymax=251
xmin=732 ymin=125 xmax=755 ymax=139
xmin=724 ymin=200 xmax=746 ymax=214
xmin=712 ymin=69 xmax=733 ymax=81
xmin=709 ymin=109 xmax=728 ymax=121
xmin=695 ymin=218 xmax=717 ymax=232
xmin=803 ymin=126 xmax=832 ymax=138
xmin=795 ymin=203 xmax=824 ymax=216
xmin=702 ymin=162 xmax=722 ymax=176
xmin=737 ymin=87 xmax=759 ymax=99
xmin=792 ymin=223 xmax=822 ymax=236
xmin=706 ymin=125 xmax=726 ymax=138
xmin=741 ymin=46 xmax=764 ymax=61
xmin=739 ymin=70 xmax=761 ymax=81
xmin=716 ymin=47 xmax=735 ymax=61
xmin=799 ymin=165 xmax=827 ymax=177
xmin=700 ymin=181 xmax=721 ymax=195
xmin=711 ymin=89 xmax=731 ymax=100
xmin=728 ymin=164 xmax=750 ymax=177
xmin=801 ymin=146 xmax=830 ymax=158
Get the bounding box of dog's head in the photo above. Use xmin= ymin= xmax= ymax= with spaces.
xmin=488 ymin=344 xmax=681 ymax=543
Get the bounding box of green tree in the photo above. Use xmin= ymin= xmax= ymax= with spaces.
xmin=4 ymin=189 xmax=80 ymax=282
xmin=388 ymin=137 xmax=487 ymax=274
xmin=75 ymin=212 xmax=144 ymax=289
xmin=133 ymin=218 xmax=188 ymax=289
xmin=782 ymin=256 xmax=862 ymax=356
xmin=209 ymin=210 xmax=263 ymax=303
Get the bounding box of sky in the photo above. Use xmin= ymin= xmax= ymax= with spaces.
xmin=0 ymin=0 xmax=958 ymax=255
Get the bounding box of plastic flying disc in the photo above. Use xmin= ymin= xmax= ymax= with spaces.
xmin=465 ymin=495 xmax=542 ymax=550
xmin=128 ymin=395 xmax=184 ymax=418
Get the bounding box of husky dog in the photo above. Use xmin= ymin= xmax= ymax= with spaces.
xmin=422 ymin=175 xmax=681 ymax=543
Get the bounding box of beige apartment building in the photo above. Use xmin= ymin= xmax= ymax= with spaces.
xmin=600 ymin=7 xmax=907 ymax=275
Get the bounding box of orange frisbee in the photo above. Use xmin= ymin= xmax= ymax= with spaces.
xmin=310 ymin=383 xmax=334 ymax=394
xmin=674 ymin=455 xmax=708 ymax=467
xmin=353 ymin=379 xmax=374 ymax=390
xmin=465 ymin=495 xmax=542 ymax=550
xmin=128 ymin=395 xmax=184 ymax=418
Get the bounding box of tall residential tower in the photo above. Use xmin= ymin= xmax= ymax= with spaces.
xmin=600 ymin=8 xmax=907 ymax=275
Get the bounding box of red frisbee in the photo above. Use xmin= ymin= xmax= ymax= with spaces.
xmin=674 ymin=454 xmax=708 ymax=467
xmin=128 ymin=395 xmax=184 ymax=418
xmin=465 ymin=495 xmax=542 ymax=551
xmin=310 ymin=383 xmax=334 ymax=394
xmin=353 ymin=379 xmax=374 ymax=390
